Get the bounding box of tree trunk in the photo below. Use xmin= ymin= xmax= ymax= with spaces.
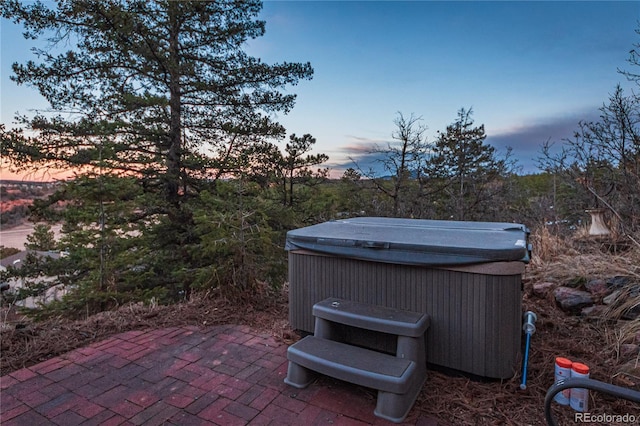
xmin=167 ymin=3 xmax=182 ymax=211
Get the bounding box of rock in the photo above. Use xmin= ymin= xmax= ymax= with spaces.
xmin=585 ymin=278 xmax=608 ymax=295
xmin=606 ymin=276 xmax=632 ymax=289
xmin=603 ymin=289 xmax=622 ymax=305
xmin=554 ymin=286 xmax=594 ymax=313
xmin=600 ymin=288 xmax=640 ymax=319
xmin=533 ymin=282 xmax=555 ymax=297
xmin=621 ymin=304 xmax=640 ymax=321
xmin=581 ymin=305 xmax=607 ymax=317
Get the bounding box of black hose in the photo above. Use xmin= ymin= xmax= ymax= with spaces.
xmin=544 ymin=377 xmax=640 ymax=426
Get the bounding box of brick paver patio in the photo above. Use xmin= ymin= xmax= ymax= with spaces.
xmin=0 ymin=325 xmax=443 ymax=425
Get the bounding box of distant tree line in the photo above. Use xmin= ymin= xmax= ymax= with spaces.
xmin=348 ymin=108 xmax=517 ymax=221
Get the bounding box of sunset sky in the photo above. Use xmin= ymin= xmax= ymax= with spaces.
xmin=1 ymin=1 xmax=639 ymax=179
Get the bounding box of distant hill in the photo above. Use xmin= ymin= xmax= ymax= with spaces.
xmin=0 ymin=181 xmax=61 ymax=227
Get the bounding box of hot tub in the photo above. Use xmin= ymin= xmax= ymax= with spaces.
xmin=285 ymin=217 xmax=530 ymax=379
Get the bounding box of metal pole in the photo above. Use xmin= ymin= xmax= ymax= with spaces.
xmin=520 ymin=311 xmax=537 ymax=390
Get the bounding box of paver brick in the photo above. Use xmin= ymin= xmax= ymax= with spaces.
xmin=136 ymin=365 xmax=171 ymax=383
xmin=39 ymin=382 xmax=68 ymax=397
xmin=50 ymin=409 xmax=86 ymax=426
xmin=2 ymin=409 xmax=51 ymax=425
xmin=244 ymin=365 xmax=271 ymax=384
xmin=208 ymin=409 xmax=247 ymax=426
xmin=256 ymin=368 xmax=288 ymax=392
xmin=8 ymin=368 xmax=38 ymax=382
xmin=229 ymin=331 xmax=254 ymax=345
xmin=135 ymin=404 xmax=180 ymax=425
xmin=124 ymin=347 xmax=157 ymax=361
xmin=111 ymin=400 xmax=144 ymax=418
xmin=175 ymin=348 xmax=205 ymax=363
xmin=184 ymin=392 xmax=220 ymax=415
xmin=243 ymin=335 xmax=280 ymax=351
xmin=91 ymin=337 xmax=121 ymax=350
xmin=235 ymin=383 xmax=265 ymax=406
xmin=192 ymin=371 xmax=229 ymax=391
xmin=247 ymin=413 xmax=271 ymax=426
xmin=170 ymin=383 xmax=206 ymax=399
xmin=224 ymin=376 xmax=252 ymax=392
xmin=8 ymin=374 xmax=54 ymax=394
xmin=17 ymin=390 xmax=52 ymax=408
xmin=128 ymin=400 xmax=173 ymax=425
xmin=144 ymin=377 xmax=185 ymax=399
xmin=0 ymin=374 xmax=20 ymax=390
xmin=34 ymin=393 xmax=84 ymax=419
xmin=107 ymin=355 xmax=132 ymax=369
xmin=320 ymin=413 xmax=367 ymax=426
xmin=271 ymin=393 xmax=308 ymax=414
xmin=257 ymin=403 xmax=299 ymax=425
xmin=167 ymin=367 xmax=200 ymax=383
xmin=44 ymin=363 xmax=88 ymax=382
xmin=126 ymin=389 xmax=161 ymax=408
xmin=235 ymin=364 xmax=264 ymax=381
xmin=82 ymin=352 xmax=116 ymax=368
xmin=99 ymin=413 xmax=131 ymax=426
xmin=254 ymin=353 xmax=287 ymax=370
xmin=164 ymin=393 xmax=195 ymax=408
xmin=1 ymin=392 xmax=22 ymax=412
xmin=72 ymin=383 xmax=108 ymax=399
xmin=0 ymin=325 xmax=444 ymax=426
xmin=57 ymin=369 xmax=104 ymax=390
xmin=168 ymin=411 xmax=213 ymax=426
xmin=183 ymin=361 xmax=212 ymax=375
xmin=30 ymin=357 xmax=72 ymax=375
xmin=196 ymin=396 xmax=232 ymax=421
xmin=247 ymin=387 xmax=279 ymax=411
xmin=107 ymin=363 xmax=147 ymax=382
xmin=1 ymin=403 xmax=30 ymax=421
xmin=296 ymin=404 xmax=324 ymax=425
xmin=72 ymin=399 xmax=106 ymax=418
xmin=93 ymin=385 xmax=134 ymax=408
xmin=212 ymin=361 xmax=246 ymax=376
xmin=212 ymin=382 xmax=244 ymax=400
xmin=76 ymin=409 xmax=120 ymax=426
xmin=224 ymin=400 xmax=260 ymax=421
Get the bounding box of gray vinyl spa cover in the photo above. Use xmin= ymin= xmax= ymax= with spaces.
xmin=285 ymin=217 xmax=530 ymax=266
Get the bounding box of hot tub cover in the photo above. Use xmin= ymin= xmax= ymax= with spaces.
xmin=285 ymin=217 xmax=530 ymax=266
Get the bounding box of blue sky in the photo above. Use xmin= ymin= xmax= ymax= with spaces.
xmin=247 ymin=0 xmax=639 ymax=174
xmin=2 ymin=1 xmax=639 ymax=178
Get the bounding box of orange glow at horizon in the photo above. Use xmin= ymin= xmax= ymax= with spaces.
xmin=1 ymin=159 xmax=72 ymax=182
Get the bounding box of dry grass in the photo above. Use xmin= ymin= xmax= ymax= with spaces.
xmin=2 ymin=228 xmax=640 ymax=425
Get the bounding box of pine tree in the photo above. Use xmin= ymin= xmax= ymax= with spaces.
xmin=1 ymin=0 xmax=313 ymax=310
xmin=25 ymin=224 xmax=56 ymax=251
xmin=427 ymin=108 xmax=512 ymax=221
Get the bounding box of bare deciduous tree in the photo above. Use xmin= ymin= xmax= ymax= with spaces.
xmin=351 ymin=112 xmax=431 ymax=217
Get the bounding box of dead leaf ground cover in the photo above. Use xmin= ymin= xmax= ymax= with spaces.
xmin=1 ymin=231 xmax=639 ymax=425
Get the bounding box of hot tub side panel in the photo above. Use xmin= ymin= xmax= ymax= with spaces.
xmin=288 ymin=252 xmax=522 ymax=379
